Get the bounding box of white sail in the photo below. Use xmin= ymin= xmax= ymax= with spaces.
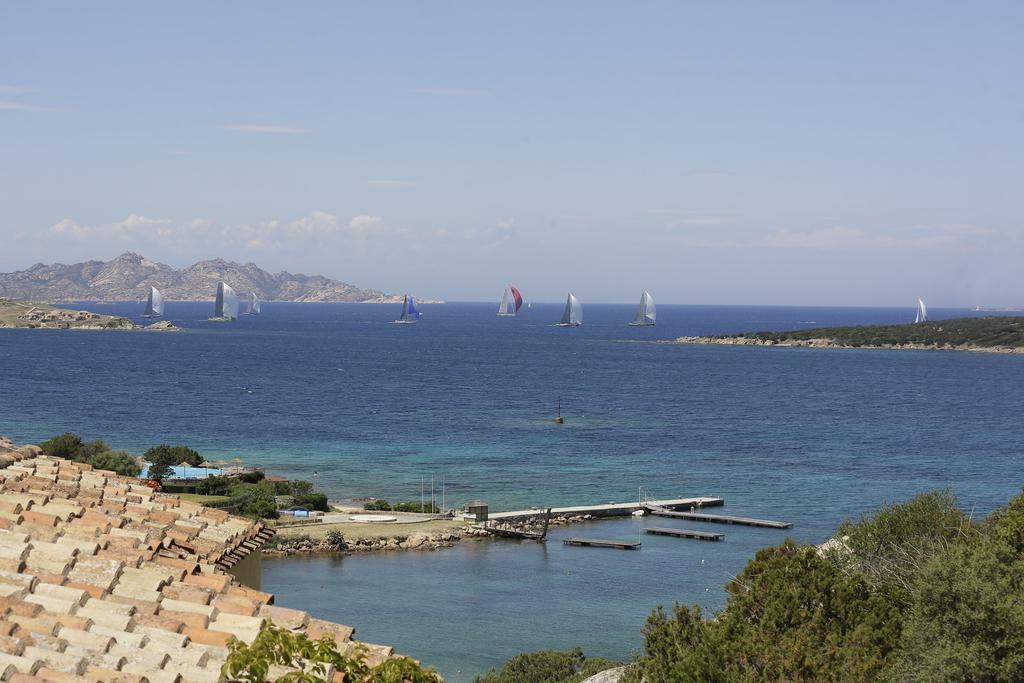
xmin=212 ymin=282 xmax=239 ymax=320
xmin=497 ymin=286 xmax=513 ymax=316
xmin=558 ymin=293 xmax=582 ymax=326
xmin=914 ymin=297 xmax=928 ymax=324
xmin=245 ymin=292 xmax=261 ymax=315
xmin=143 ymin=287 xmax=164 ymax=317
xmin=629 ymin=290 xmax=655 ymax=326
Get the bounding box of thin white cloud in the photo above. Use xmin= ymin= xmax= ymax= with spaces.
xmin=677 ymin=216 xmax=734 ymax=226
xmin=0 ymin=101 xmax=52 ymax=112
xmin=366 ymin=180 xmax=416 ymax=189
xmin=682 ymin=224 xmax=997 ymax=251
xmin=413 ymin=86 xmax=485 ymax=97
xmin=221 ymin=124 xmax=310 ymax=134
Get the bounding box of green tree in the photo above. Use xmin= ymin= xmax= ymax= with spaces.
xmin=892 ymin=489 xmax=1024 ymax=682
xmin=238 ymin=481 xmax=279 ymax=520
xmin=223 ymin=623 xmax=439 ymax=682
xmin=143 ymin=444 xmax=203 ymax=467
xmin=475 ymin=647 xmax=621 ymax=683
xmin=294 ymin=493 xmax=329 ymax=512
xmin=39 ymin=432 xmax=83 ymax=459
xmin=831 ymin=490 xmax=970 ymax=603
xmin=625 ymin=542 xmax=900 ymax=683
xmin=87 ymin=450 xmax=142 ymax=477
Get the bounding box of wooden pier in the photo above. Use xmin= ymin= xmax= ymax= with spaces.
xmin=644 ymin=506 xmax=791 ymax=529
xmin=645 ymin=526 xmax=724 ymax=541
xmin=489 ymin=497 xmax=724 ymax=524
xmin=563 ymin=538 xmax=641 ymax=550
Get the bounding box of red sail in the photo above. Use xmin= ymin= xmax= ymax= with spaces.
xmin=511 ymin=286 xmax=523 ymax=312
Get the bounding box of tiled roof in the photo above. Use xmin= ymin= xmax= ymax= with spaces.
xmin=0 ymin=441 xmax=396 ymax=682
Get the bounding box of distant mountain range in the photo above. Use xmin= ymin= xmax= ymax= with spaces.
xmin=0 ymin=252 xmax=406 ymax=303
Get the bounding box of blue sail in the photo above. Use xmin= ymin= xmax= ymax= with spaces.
xmin=407 ymin=297 xmax=420 ymax=320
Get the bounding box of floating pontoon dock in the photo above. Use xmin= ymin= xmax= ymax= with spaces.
xmin=563 ymin=538 xmax=641 ymax=550
xmin=489 ymin=497 xmax=724 ymax=524
xmin=644 ymin=506 xmax=791 ymax=529
xmin=645 ymin=526 xmax=724 ymax=541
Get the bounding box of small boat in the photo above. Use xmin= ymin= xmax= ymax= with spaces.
xmin=208 ymin=282 xmax=239 ymax=321
xmin=244 ymin=292 xmax=261 ymax=315
xmin=497 ymin=285 xmax=524 ymax=317
xmin=556 ymin=293 xmax=582 ymax=327
xmin=628 ymin=290 xmax=656 ymax=326
xmin=394 ymin=294 xmax=420 ymax=324
xmin=142 ymin=286 xmax=164 ymax=318
xmin=914 ymin=297 xmax=928 ymax=324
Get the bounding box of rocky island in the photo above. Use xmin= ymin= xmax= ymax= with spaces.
xmin=0 ymin=251 xmax=434 ymax=304
xmin=675 ymin=316 xmax=1024 ymax=353
xmin=0 ymin=298 xmax=137 ymax=330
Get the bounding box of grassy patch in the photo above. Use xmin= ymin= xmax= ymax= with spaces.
xmin=179 ymin=493 xmax=233 ymax=504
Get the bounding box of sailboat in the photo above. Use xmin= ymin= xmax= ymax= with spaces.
xmin=142 ymin=286 xmax=164 ymax=318
xmin=914 ymin=297 xmax=928 ymax=324
xmin=244 ymin=292 xmax=261 ymax=315
xmin=394 ymin=295 xmax=420 ymax=324
xmin=497 ymin=285 xmax=524 ymax=317
xmin=208 ymin=282 xmax=239 ymax=322
xmin=628 ymin=290 xmax=656 ymax=326
xmin=556 ymin=293 xmax=582 ymax=327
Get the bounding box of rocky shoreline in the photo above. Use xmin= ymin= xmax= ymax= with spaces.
xmin=266 ymin=512 xmax=604 ymax=556
xmin=673 ymin=336 xmax=1024 ymax=354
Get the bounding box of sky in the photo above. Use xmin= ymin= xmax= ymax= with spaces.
xmin=1 ymin=2 xmax=1022 ymax=305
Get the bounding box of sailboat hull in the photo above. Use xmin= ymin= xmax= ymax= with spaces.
xmin=627 ymin=321 xmax=654 ymax=327
xmin=555 ymin=323 xmax=580 ymax=328
xmin=496 ymin=313 xmax=516 ymax=317
xmin=392 ymin=319 xmax=418 ymax=324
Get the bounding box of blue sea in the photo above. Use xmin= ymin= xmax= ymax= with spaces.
xmin=1 ymin=302 xmax=1022 ymax=680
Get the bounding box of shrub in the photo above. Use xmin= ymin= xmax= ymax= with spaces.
xmin=223 ymin=623 xmax=440 ymax=682
xmin=475 ymin=647 xmax=621 ymax=683
xmin=238 ymin=482 xmax=279 ymax=520
xmin=87 ymin=450 xmax=142 ymax=477
xmin=143 ymin=444 xmax=203 ymax=468
xmin=393 ymin=501 xmax=440 ymax=513
xmin=325 ymin=529 xmax=345 ymax=549
xmin=294 ymin=493 xmax=329 ymax=512
xmin=364 ymin=499 xmax=392 ymax=511
xmin=39 ymin=433 xmax=83 ymax=459
xmin=238 ymin=470 xmax=265 ymax=484
xmin=196 ymin=476 xmax=231 ymax=496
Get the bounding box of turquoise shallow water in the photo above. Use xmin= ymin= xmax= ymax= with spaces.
xmin=1 ymin=302 xmax=1022 ymax=679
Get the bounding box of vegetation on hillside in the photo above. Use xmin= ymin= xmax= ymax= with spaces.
xmin=485 ymin=488 xmax=1024 ymax=682
xmin=39 ymin=432 xmax=141 ymax=476
xmin=474 ymin=648 xmax=623 ymax=683
xmin=737 ymin=316 xmax=1024 ymax=349
xmin=223 ymin=623 xmax=440 ymax=682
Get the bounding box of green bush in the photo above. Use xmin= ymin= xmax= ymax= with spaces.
xmin=238 ymin=482 xmax=279 ymax=520
xmin=39 ymin=432 xmax=83 ymax=459
xmin=87 ymin=450 xmax=142 ymax=477
xmin=223 ymin=623 xmax=440 ymax=682
xmin=393 ymin=501 xmax=440 ymax=513
xmin=196 ymin=476 xmax=231 ymax=496
xmin=38 ymin=433 xmax=141 ymax=477
xmin=364 ymin=499 xmax=392 ymax=511
xmin=475 ymin=647 xmax=621 ymax=683
xmin=325 ymin=529 xmax=345 ymax=549
xmin=294 ymin=493 xmax=329 ymax=512
xmin=143 ymin=444 xmax=203 ymax=468
xmin=238 ymin=470 xmax=265 ymax=484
